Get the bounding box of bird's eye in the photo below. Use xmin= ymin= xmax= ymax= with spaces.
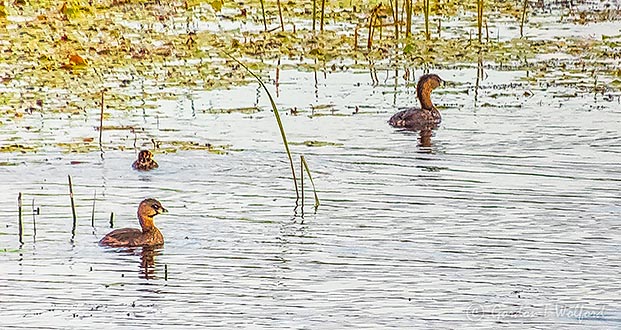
xmin=152 ymin=204 xmax=159 ymax=210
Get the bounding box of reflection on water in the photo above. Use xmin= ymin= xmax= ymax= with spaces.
xmin=394 ymin=128 xmax=436 ymax=149
xmin=138 ymin=247 xmax=159 ymax=280
xmin=1 ymin=59 xmax=621 ymax=329
xmin=106 ymin=246 xmax=162 ymax=280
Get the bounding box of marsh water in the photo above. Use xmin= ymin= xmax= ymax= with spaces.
xmin=1 ymin=64 xmax=620 ymax=328
xmin=2 ymin=5 xmax=621 ymax=329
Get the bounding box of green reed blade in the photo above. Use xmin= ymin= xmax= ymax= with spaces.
xmin=222 ymin=52 xmax=300 ymax=202
xmin=301 ymin=155 xmax=320 ymax=208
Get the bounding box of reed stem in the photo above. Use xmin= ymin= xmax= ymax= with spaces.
xmin=18 ymin=192 xmax=23 ymax=244
xmin=222 ymin=52 xmax=300 ymax=202
xmin=477 ymin=0 xmax=483 ymax=43
xmin=520 ymin=0 xmax=528 ymax=38
xmin=405 ymin=0 xmax=411 ymax=37
xmin=300 ymin=156 xmax=320 ymax=208
xmin=320 ymin=0 xmax=326 ymax=32
xmin=99 ymin=89 xmax=104 ymax=152
xmin=91 ymin=190 xmax=96 ymax=227
xmin=276 ymin=0 xmax=284 ymax=32
xmin=394 ymin=0 xmax=399 ymax=41
xmin=423 ymin=0 xmax=430 ymax=40
xmin=109 ymin=212 xmax=114 ymax=228
xmin=300 ymin=156 xmax=305 ymax=210
xmin=312 ymin=0 xmax=317 ymax=31
xmin=368 ymin=4 xmax=381 ymax=49
xmin=259 ymin=0 xmax=267 ymax=31
xmin=32 ymin=198 xmax=36 ymax=240
xmin=69 ymin=175 xmax=77 ymax=238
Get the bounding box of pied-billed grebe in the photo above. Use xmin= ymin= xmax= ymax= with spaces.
xmin=132 ymin=150 xmax=159 ymax=171
xmin=388 ymin=74 xmax=444 ymax=129
xmin=99 ymin=198 xmax=168 ymax=247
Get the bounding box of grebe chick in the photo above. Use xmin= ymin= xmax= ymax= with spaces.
xmin=132 ymin=150 xmax=158 ymax=171
xmin=99 ymin=198 xmax=168 ymax=247
xmin=388 ymin=74 xmax=444 ymax=129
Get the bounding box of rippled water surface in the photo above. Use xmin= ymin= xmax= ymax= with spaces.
xmin=2 ymin=56 xmax=621 ymax=329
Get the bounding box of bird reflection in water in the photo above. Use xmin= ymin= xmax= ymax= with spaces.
xmin=113 ymin=246 xmax=162 ymax=280
xmin=392 ymin=126 xmax=436 ymax=149
xmin=138 ymin=246 xmax=160 ymax=280
xmin=418 ymin=128 xmax=433 ymax=148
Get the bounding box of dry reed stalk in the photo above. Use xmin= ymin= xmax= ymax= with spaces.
xmin=405 ymin=0 xmax=411 ymax=37
xmin=32 ymin=198 xmax=36 ymax=239
xmin=259 ymin=0 xmax=267 ymax=31
xmin=477 ymin=0 xmax=483 ymax=43
xmin=99 ymin=89 xmax=104 ymax=152
xmin=69 ymin=175 xmax=77 ymax=238
xmin=320 ymin=0 xmax=326 ymax=32
xmin=423 ymin=0 xmax=430 ymax=40
xmin=91 ymin=190 xmax=96 ymax=227
xmin=18 ymin=192 xmax=23 ymax=244
xmin=520 ymin=0 xmax=528 ymax=37
xmin=276 ymin=0 xmax=284 ymax=32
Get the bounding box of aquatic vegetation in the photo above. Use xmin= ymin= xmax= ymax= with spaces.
xmin=202 ymin=106 xmax=262 ymax=114
xmin=224 ymin=52 xmax=300 ymax=201
xmin=0 ymin=0 xmax=619 ymax=156
xmin=0 ymin=144 xmax=37 ymax=153
xmin=290 ymin=140 xmax=343 ymax=147
xmin=300 ymin=155 xmax=320 ymax=208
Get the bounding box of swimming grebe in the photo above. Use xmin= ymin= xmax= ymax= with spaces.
xmin=99 ymin=198 xmax=168 ymax=247
xmin=132 ymin=150 xmax=159 ymax=171
xmin=388 ymin=74 xmax=444 ymax=129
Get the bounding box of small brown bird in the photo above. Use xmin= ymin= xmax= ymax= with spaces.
xmin=99 ymin=198 xmax=168 ymax=247
xmin=132 ymin=150 xmax=159 ymax=171
xmin=388 ymin=74 xmax=444 ymax=129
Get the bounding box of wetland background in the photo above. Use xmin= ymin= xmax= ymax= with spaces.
xmin=1 ymin=0 xmax=621 ymax=328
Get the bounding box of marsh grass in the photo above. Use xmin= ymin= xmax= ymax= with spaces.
xmin=259 ymin=0 xmax=267 ymax=31
xmin=99 ymin=89 xmax=104 ymax=152
xmin=300 ymin=157 xmax=304 ymax=210
xmin=276 ymin=0 xmax=284 ymax=31
xmin=393 ymin=0 xmax=399 ymax=41
xmin=18 ymin=192 xmax=23 ymax=245
xmin=423 ymin=0 xmax=430 ymax=40
xmin=223 ymin=52 xmax=300 ymax=202
xmin=405 ymin=0 xmax=412 ymax=37
xmin=91 ymin=191 xmax=96 ymax=227
xmin=312 ymin=0 xmax=317 ymax=31
xmin=367 ymin=4 xmax=383 ymax=49
xmin=520 ymin=0 xmax=528 ymax=37
xmin=477 ymin=0 xmax=484 ymax=43
xmin=69 ymin=175 xmax=77 ymax=239
xmin=320 ymin=0 xmax=326 ymax=32
xmin=31 ymin=199 xmax=37 ymax=240
xmin=301 ymin=156 xmax=320 ymax=209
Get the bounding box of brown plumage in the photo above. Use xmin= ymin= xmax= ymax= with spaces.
xmin=132 ymin=150 xmax=159 ymax=171
xmin=99 ymin=198 xmax=168 ymax=248
xmin=388 ymin=74 xmax=444 ymax=129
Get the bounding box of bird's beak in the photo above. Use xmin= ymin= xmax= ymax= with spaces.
xmin=159 ymin=207 xmax=168 ymax=214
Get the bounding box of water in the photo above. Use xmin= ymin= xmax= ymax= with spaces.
xmin=1 ymin=64 xmax=620 ymax=329
xmin=2 ymin=1 xmax=621 ymax=326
